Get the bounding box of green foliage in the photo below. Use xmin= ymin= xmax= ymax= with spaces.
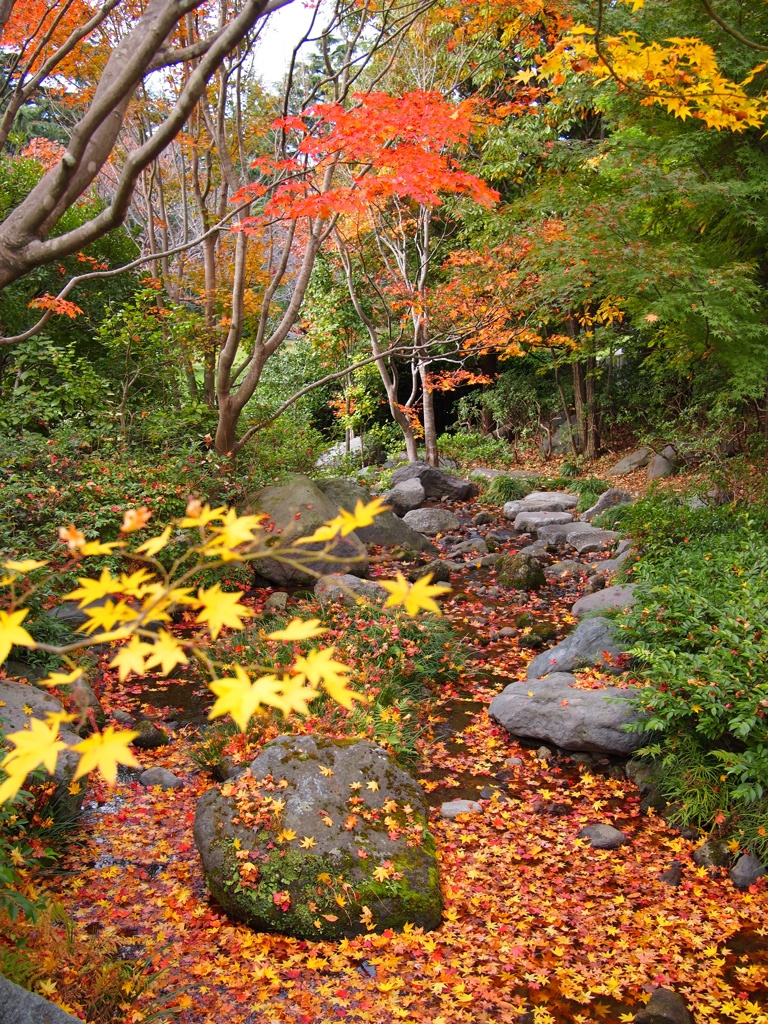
xmin=622 ymin=494 xmax=768 ymax=858
xmin=481 ymin=475 xmax=533 ymax=504
xmin=436 ymin=430 xmax=517 ymax=468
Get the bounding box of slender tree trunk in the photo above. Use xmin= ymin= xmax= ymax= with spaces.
xmin=572 ymin=359 xmax=586 ymax=453
xmin=584 ymin=353 xmax=597 ymax=459
xmin=419 ymin=361 xmax=438 ymax=466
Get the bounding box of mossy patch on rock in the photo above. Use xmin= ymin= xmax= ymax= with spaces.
xmin=496 ymin=553 xmax=546 ymax=590
xmin=193 ymin=735 xmax=442 ymax=940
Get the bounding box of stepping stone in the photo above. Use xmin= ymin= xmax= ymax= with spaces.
xmin=538 ymin=521 xmax=596 ymax=545
xmin=634 ymin=987 xmax=693 ymax=1024
xmin=582 ymin=488 xmax=633 ymax=522
xmin=513 ymin=511 xmax=574 ymax=533
xmin=566 ymin=527 xmax=619 ymax=554
xmin=572 ymin=583 xmax=637 ymax=618
xmin=489 ymin=674 xmax=643 ymax=755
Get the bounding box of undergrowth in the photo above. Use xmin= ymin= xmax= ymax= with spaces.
xmin=621 ymin=493 xmax=768 ymax=861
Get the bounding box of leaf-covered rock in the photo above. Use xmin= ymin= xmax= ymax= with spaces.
xmin=193 ymin=735 xmax=442 ymax=940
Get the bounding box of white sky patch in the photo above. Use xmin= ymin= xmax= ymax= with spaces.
xmin=255 ymin=4 xmax=325 ymax=87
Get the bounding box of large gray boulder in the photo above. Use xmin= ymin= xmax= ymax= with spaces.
xmin=314 ymin=436 xmax=363 ymax=468
xmin=0 ymin=975 xmax=82 ymax=1024
xmin=572 ymin=583 xmax=637 ymax=618
xmin=489 ymin=674 xmax=643 ymax=755
xmin=582 ymin=488 xmax=633 ymax=522
xmin=390 ymin=461 xmax=477 ymax=501
xmin=525 ymin=616 xmax=626 ymax=679
xmin=194 ymin=735 xmax=442 ymax=940
xmin=386 ymin=479 xmax=426 ymax=517
xmin=246 ymin=475 xmax=368 ymax=585
xmin=0 ymin=680 xmax=85 ymax=819
xmin=315 ymin=478 xmax=434 ymax=552
xmin=729 ymin=854 xmax=766 ymax=889
xmin=402 ymin=508 xmax=460 ymax=536
xmin=513 ymin=511 xmax=574 ymax=533
xmin=606 ymin=448 xmax=652 ymax=476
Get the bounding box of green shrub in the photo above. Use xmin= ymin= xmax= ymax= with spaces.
xmin=437 ymin=430 xmax=516 ymax=468
xmin=481 ymin=475 xmax=536 ymax=505
xmin=622 ymin=494 xmax=768 ymax=859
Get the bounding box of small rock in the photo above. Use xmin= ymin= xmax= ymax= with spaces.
xmin=498 ymin=627 xmax=517 ymax=638
xmin=315 ymin=574 xmax=388 ymax=605
xmin=547 ymin=802 xmax=570 ymax=816
xmin=729 ymin=854 xmax=767 ymax=889
xmin=647 ymin=455 xmax=675 ymax=480
xmin=496 ymin=553 xmax=546 ymax=590
xmin=133 ymin=720 xmax=170 ymax=749
xmin=387 ymin=479 xmax=426 ymax=516
xmin=634 ymin=987 xmax=693 ymax=1024
xmin=264 ymin=591 xmax=288 ymax=612
xmin=479 ymin=786 xmax=511 ymax=803
xmin=606 ymin=448 xmax=652 ymax=476
xmin=582 ymin=488 xmax=633 ymax=522
xmin=112 ymin=709 xmax=134 ymax=725
xmin=402 ymin=508 xmax=460 ymax=536
xmin=505 ymin=757 xmax=523 ymax=767
xmin=391 ymin=461 xmax=477 ymax=501
xmin=449 ymin=537 xmax=488 ymax=557
xmin=692 ymin=839 xmax=731 ymax=869
xmin=409 ymin=559 xmax=453 ymax=584
xmin=473 ymin=511 xmax=493 ymax=525
xmin=536 ymin=745 xmax=553 ymax=762
xmin=140 ymin=767 xmax=183 ymax=790
xmin=578 ymin=824 xmax=627 ymax=849
xmin=440 ymin=799 xmax=483 ymax=819
xmin=545 ymin=560 xmax=586 ymax=578
xmin=659 ymin=861 xmax=682 ymax=887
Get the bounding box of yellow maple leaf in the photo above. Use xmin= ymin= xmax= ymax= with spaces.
xmin=273 ymin=673 xmax=321 ymax=717
xmin=319 ymin=766 xmax=334 ymax=777
xmin=144 ymin=630 xmax=189 ymax=675
xmin=0 ymin=713 xmax=72 ymax=804
xmin=379 ymin=572 xmax=450 ymax=616
xmin=277 ymin=828 xmax=297 ymax=843
xmin=195 ymin=583 xmax=253 ymax=639
xmin=82 ymin=599 xmax=138 ymax=635
xmin=72 ymin=726 xmax=140 ymax=784
xmin=66 ymin=568 xmax=122 ymax=608
xmin=109 ymin=636 xmax=152 ymax=682
xmin=366 ymin=780 xmax=380 ymax=792
xmin=2 ymin=559 xmax=48 ymax=573
xmin=336 ymin=497 xmax=389 ymax=535
xmin=293 ymin=517 xmax=346 ymax=544
xmin=267 ymin=618 xmax=327 ymax=642
xmin=80 ymin=540 xmax=125 ymax=556
xmin=0 ymin=608 xmax=35 ymax=665
xmin=208 ymin=666 xmax=287 ymax=731
xmin=299 ymin=836 xmax=316 ymax=849
xmin=292 ymin=647 xmax=364 ymax=709
xmin=134 ymin=526 xmax=173 ymax=557
xmin=178 ymin=501 xmax=226 ymax=528
xmin=40 ymin=668 xmax=84 ymax=688
xmin=372 ymin=863 xmax=393 ymax=882
xmin=206 ymin=509 xmax=266 ymax=551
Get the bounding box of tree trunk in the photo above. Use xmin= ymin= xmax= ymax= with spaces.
xmin=584 ymin=353 xmax=598 ymax=459
xmin=419 ymin=362 xmax=439 ymax=466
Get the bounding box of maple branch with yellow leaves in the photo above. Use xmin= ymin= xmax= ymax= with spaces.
xmin=0 ymin=498 xmax=450 ymax=805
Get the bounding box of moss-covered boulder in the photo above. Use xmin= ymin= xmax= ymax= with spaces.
xmin=193 ymin=735 xmax=442 ymax=940
xmin=496 ymin=553 xmax=546 ymax=590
